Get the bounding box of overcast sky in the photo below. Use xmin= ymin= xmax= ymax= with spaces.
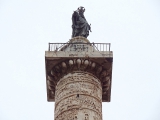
xmin=0 ymin=0 xmax=160 ymax=120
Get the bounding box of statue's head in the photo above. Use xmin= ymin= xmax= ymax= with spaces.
xmin=78 ymin=6 xmax=85 ymax=13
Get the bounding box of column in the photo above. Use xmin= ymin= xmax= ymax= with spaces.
xmin=54 ymin=71 xmax=102 ymax=120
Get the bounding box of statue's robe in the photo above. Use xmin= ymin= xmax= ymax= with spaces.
xmin=72 ymin=11 xmax=90 ymax=38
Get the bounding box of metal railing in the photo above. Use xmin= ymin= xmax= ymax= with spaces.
xmin=48 ymin=43 xmax=111 ymax=52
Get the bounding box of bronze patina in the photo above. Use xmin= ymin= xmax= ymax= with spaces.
xmin=72 ymin=7 xmax=91 ymax=38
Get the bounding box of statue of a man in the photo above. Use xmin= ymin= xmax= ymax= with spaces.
xmin=72 ymin=7 xmax=91 ymax=38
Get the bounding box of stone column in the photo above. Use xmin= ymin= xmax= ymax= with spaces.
xmin=54 ymin=71 xmax=102 ymax=120
xmin=45 ymin=36 xmax=113 ymax=120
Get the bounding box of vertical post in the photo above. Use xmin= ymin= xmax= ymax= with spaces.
xmin=103 ymin=44 xmax=104 ymax=51
xmin=48 ymin=43 xmax=50 ymax=51
xmin=106 ymin=44 xmax=107 ymax=51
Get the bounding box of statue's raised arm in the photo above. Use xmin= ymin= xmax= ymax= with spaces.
xmin=72 ymin=7 xmax=91 ymax=38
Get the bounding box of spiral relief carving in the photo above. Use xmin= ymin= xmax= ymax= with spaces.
xmin=54 ymin=72 xmax=102 ymax=120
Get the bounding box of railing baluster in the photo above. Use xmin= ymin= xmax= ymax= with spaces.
xmin=48 ymin=43 xmax=111 ymax=52
xmin=48 ymin=43 xmax=50 ymax=51
xmin=106 ymin=44 xmax=107 ymax=51
xmin=103 ymin=44 xmax=104 ymax=51
xmin=92 ymin=43 xmax=94 ymax=52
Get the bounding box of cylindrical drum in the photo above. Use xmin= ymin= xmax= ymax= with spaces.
xmin=54 ymin=71 xmax=102 ymax=120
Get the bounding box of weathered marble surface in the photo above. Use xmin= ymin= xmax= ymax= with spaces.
xmin=54 ymin=72 xmax=102 ymax=120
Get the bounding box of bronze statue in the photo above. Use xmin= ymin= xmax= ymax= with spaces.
xmin=72 ymin=7 xmax=91 ymax=38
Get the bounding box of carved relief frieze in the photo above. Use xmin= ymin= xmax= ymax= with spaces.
xmin=55 ymin=108 xmax=102 ymax=120
xmin=54 ymin=72 xmax=102 ymax=120
xmin=56 ymin=72 xmax=101 ymax=86
xmin=55 ymin=95 xmax=102 ymax=116
xmin=55 ymin=78 xmax=102 ymax=102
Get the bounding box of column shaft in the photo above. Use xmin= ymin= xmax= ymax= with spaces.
xmin=54 ymin=71 xmax=102 ymax=120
